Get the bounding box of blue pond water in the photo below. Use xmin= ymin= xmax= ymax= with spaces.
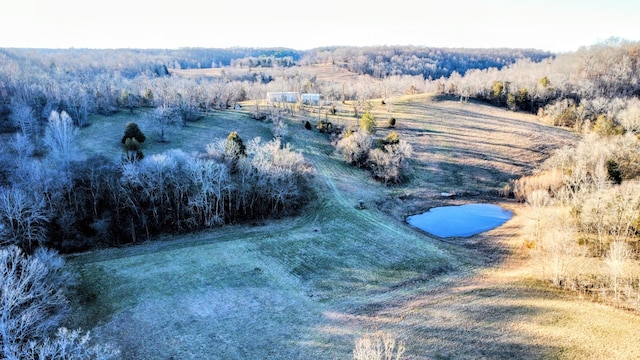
xmin=407 ymin=203 xmax=512 ymax=238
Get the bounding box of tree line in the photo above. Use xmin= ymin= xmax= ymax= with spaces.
xmin=0 ymin=112 xmax=310 ymax=253
xmin=433 ymin=38 xmax=640 ymax=126
xmin=302 ymin=45 xmax=551 ymax=79
xmin=0 ymin=45 xmax=552 ymax=135
xmin=462 ymin=39 xmax=640 ymax=311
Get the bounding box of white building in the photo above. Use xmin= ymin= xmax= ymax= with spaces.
xmin=266 ymin=92 xmax=321 ymax=105
xmin=301 ymin=93 xmax=321 ymax=104
xmin=267 ymin=92 xmax=299 ymax=104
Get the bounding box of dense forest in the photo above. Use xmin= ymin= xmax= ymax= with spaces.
xmin=302 ymin=46 xmax=551 ymax=79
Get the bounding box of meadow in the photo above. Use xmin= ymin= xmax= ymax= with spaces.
xmin=65 ymin=94 xmax=640 ymax=359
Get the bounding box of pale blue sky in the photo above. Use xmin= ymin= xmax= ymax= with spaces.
xmin=1 ymin=0 xmax=638 ymax=52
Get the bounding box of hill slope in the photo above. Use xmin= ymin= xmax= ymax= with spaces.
xmin=67 ymin=96 xmax=640 ymax=359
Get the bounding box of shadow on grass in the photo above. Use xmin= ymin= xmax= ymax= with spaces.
xmin=420 ymin=160 xmax=516 ymax=193
xmin=307 ymin=276 xmax=567 ymax=360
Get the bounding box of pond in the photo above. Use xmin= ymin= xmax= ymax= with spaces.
xmin=407 ymin=203 xmax=512 ymax=238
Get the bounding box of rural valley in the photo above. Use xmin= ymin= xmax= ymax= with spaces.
xmin=1 ymin=40 xmax=640 ymax=359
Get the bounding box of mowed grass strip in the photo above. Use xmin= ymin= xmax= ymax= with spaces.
xmin=69 ymin=192 xmax=455 ymax=359
xmin=68 ymin=107 xmax=457 ymax=358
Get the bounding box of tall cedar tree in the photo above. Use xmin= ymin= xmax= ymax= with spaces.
xmin=121 ymin=122 xmax=146 ymax=144
xmin=359 ymin=111 xmax=376 ymax=134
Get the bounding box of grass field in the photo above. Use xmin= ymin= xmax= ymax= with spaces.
xmin=66 ymin=95 xmax=640 ymax=359
xmin=76 ymin=108 xmax=273 ymax=162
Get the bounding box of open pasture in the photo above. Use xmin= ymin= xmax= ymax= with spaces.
xmin=67 ymin=95 xmax=640 ymax=359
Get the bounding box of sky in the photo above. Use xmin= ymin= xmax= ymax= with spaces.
xmin=1 ymin=0 xmax=638 ymax=52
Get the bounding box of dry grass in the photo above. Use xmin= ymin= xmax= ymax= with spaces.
xmin=391 ymin=95 xmax=576 ymax=194
xmin=65 ymin=93 xmax=640 ymax=359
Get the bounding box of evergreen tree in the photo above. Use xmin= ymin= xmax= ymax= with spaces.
xmin=385 ymin=131 xmax=399 ymax=145
xmin=606 ymin=159 xmax=622 ymax=184
xmin=142 ymin=88 xmax=155 ymax=107
xmin=121 ymin=122 xmax=146 ymax=144
xmin=593 ymin=115 xmax=624 ymax=136
xmin=359 ymin=111 xmax=376 ymax=134
xmin=123 ymin=138 xmax=144 ymax=161
xmin=507 ymin=93 xmax=517 ymax=110
xmin=121 ymin=122 xmax=145 ymax=161
xmin=225 ymin=131 xmax=246 ymax=159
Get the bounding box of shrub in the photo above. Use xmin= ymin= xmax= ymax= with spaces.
xmin=353 ymin=332 xmax=405 ymax=360
xmin=508 ymin=169 xmax=564 ymax=202
xmin=317 ymin=120 xmax=333 ymax=133
xmin=388 ymin=117 xmax=396 ymax=127
xmin=123 ymin=138 xmax=144 ymax=161
xmin=384 ymin=131 xmax=399 ymax=145
xmin=25 ymin=328 xmax=120 ymax=360
xmin=336 ymin=130 xmax=372 ymax=167
xmin=542 ymin=99 xmax=579 ymax=128
xmin=304 ymin=120 xmax=312 ymax=130
xmin=593 ymin=115 xmax=624 ymax=136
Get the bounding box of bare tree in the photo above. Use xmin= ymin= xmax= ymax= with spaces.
xmin=0 ymin=246 xmax=70 ymax=359
xmin=61 ymin=81 xmax=92 ymax=127
xmin=368 ymin=140 xmax=413 ymax=184
xmin=44 ymin=110 xmax=78 ymax=169
xmin=9 ymin=101 xmax=43 ymax=155
xmin=536 ymin=214 xmax=581 ymax=287
xmin=0 ymin=187 xmax=49 ymax=251
xmin=269 ymin=109 xmax=288 ymax=139
xmin=175 ymin=92 xmax=201 ymax=126
xmin=10 ymin=133 xmax=36 ymax=161
xmin=250 ymin=138 xmax=307 ymax=212
xmin=148 ymin=104 xmax=179 ymax=143
xmin=618 ymin=98 xmax=640 ymax=134
xmin=25 ymin=327 xmax=120 ymax=360
xmin=378 ymin=77 xmax=403 ymax=105
xmin=526 ymin=189 xmax=552 ymax=244
xmin=605 ymin=241 xmax=632 ymax=307
xmin=189 ymin=159 xmax=229 ymax=226
xmin=336 ymin=130 xmax=373 ymax=167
